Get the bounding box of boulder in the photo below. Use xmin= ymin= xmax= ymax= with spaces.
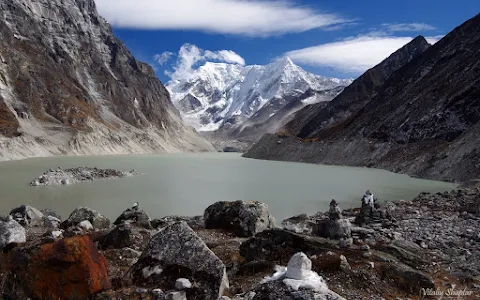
xmin=379 ymin=261 xmax=435 ymax=294
xmin=40 ymin=208 xmax=62 ymax=220
xmin=239 ymin=229 xmax=337 ymax=264
xmin=44 ymin=215 xmax=62 ymax=229
xmin=152 ymin=215 xmax=204 ymax=230
xmin=131 ymin=222 xmax=229 ymax=300
xmin=0 ymin=217 xmax=26 ymax=249
xmin=2 ymin=236 xmax=111 ymax=299
xmin=9 ymin=205 xmax=44 ymax=227
xmin=63 ymin=207 xmax=110 ymax=230
xmin=114 ymin=204 xmax=152 ymax=229
xmin=50 ymin=230 xmax=64 ymax=239
xmin=79 ymin=220 xmax=94 ymax=231
xmin=99 ymin=224 xmax=134 ymax=250
xmin=281 ymin=214 xmax=318 ymax=235
xmin=204 ymin=200 xmax=275 ymax=237
xmin=378 ymin=239 xmax=429 ymax=268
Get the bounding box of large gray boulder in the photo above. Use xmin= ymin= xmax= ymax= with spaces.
xmin=204 ymin=200 xmax=275 ymax=237
xmin=62 ymin=207 xmax=110 ymax=230
xmin=131 ymin=222 xmax=229 ymax=300
xmin=281 ymin=214 xmax=318 ymax=235
xmin=9 ymin=205 xmax=44 ymax=227
xmin=232 ymin=280 xmax=345 ymax=300
xmin=0 ymin=217 xmax=26 ymax=249
xmin=114 ymin=204 xmax=152 ymax=229
xmin=152 ymin=215 xmax=204 ymax=230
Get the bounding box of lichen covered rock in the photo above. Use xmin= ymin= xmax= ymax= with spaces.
xmin=2 ymin=235 xmax=111 ymax=299
xmin=131 ymin=221 xmax=228 ymax=300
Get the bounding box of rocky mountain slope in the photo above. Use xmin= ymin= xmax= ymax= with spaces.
xmin=245 ymin=13 xmax=480 ymax=183
xmin=0 ymin=0 xmax=214 ymax=161
xmin=284 ymin=36 xmax=431 ymax=137
xmin=167 ymin=58 xmax=352 ymax=140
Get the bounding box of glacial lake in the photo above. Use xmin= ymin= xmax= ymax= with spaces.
xmin=0 ymin=153 xmax=457 ymax=221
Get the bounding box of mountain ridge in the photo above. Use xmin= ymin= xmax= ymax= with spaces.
xmin=244 ymin=13 xmax=480 ymax=183
xmin=167 ymin=57 xmax=352 ymax=134
xmin=284 ymin=35 xmax=431 ymax=138
xmin=0 ymin=0 xmax=214 ymax=161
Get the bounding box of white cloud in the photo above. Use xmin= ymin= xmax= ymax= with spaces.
xmin=153 ymin=52 xmax=174 ymax=65
xmin=94 ymin=0 xmax=351 ymax=37
xmin=426 ymin=35 xmax=443 ymax=44
xmin=204 ymin=50 xmax=245 ymax=66
xmin=286 ymin=36 xmax=421 ymax=74
xmin=164 ymin=44 xmax=245 ymax=81
xmin=382 ymin=23 xmax=436 ymax=32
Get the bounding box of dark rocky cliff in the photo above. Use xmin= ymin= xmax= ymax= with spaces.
xmin=0 ymin=0 xmax=213 ymax=160
xmin=285 ymin=36 xmax=431 ymax=138
xmin=245 ymin=14 xmax=480 ymax=183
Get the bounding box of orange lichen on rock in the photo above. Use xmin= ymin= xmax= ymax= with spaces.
xmin=6 ymin=235 xmax=111 ymax=299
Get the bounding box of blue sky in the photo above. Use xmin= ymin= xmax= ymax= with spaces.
xmin=94 ymin=0 xmax=479 ymax=83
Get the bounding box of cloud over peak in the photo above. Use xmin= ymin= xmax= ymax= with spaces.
xmin=94 ymin=0 xmax=351 ymax=37
xmin=287 ymin=34 xmax=443 ymax=74
xmin=382 ymin=23 xmax=436 ymax=32
xmin=157 ymin=44 xmax=245 ymax=81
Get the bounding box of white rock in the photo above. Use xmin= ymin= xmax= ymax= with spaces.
xmin=165 ymin=291 xmax=186 ymax=300
xmin=152 ymin=289 xmax=163 ymax=296
xmin=44 ymin=215 xmax=62 ymax=229
xmin=0 ymin=218 xmax=26 ymax=248
xmin=78 ymin=220 xmax=93 ymax=231
xmin=175 ymin=278 xmax=192 ymax=290
xmin=142 ymin=265 xmax=163 ymax=278
xmin=50 ymin=230 xmax=63 ymax=239
xmin=339 ymin=255 xmax=351 ymax=271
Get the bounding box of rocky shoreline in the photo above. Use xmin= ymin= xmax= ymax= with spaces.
xmin=29 ymin=167 xmax=143 ymax=186
xmin=0 ymin=189 xmax=479 ymax=299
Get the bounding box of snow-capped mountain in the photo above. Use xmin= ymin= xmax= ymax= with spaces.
xmin=167 ymin=57 xmax=352 ymax=133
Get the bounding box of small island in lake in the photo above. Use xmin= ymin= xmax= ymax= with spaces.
xmin=30 ymin=167 xmax=142 ymax=186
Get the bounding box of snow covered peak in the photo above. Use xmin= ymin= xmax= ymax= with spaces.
xmin=167 ymin=57 xmax=352 ymax=132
